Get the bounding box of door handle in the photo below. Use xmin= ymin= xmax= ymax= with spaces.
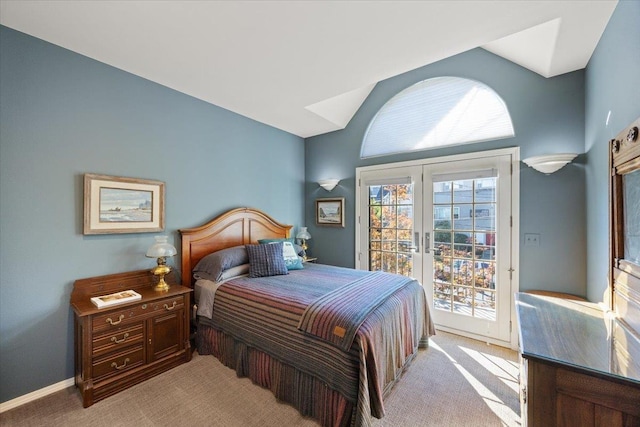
xmin=425 ymin=232 xmax=431 ymax=253
xmin=414 ymin=232 xmax=420 ymax=253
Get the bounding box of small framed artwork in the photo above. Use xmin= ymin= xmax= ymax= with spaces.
xmin=83 ymin=173 xmax=165 ymax=235
xmin=316 ymin=197 xmax=345 ymax=227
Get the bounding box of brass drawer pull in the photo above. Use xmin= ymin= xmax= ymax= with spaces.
xmin=111 ymin=358 xmax=130 ymax=370
xmin=110 ymin=333 xmax=129 ymax=344
xmin=163 ymin=301 xmax=177 ymax=311
xmin=106 ymin=315 xmax=125 ymax=325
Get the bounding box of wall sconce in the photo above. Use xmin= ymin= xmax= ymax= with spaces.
xmin=522 ymin=153 xmax=578 ymax=175
xmin=146 ymin=235 xmax=177 ymax=291
xmin=318 ymin=179 xmax=340 ymax=191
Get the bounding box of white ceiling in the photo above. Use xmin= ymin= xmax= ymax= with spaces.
xmin=0 ymin=1 xmax=617 ymax=138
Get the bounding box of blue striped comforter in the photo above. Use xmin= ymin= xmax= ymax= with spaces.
xmin=298 ymin=271 xmax=415 ymax=351
xmin=197 ymin=263 xmax=435 ymax=427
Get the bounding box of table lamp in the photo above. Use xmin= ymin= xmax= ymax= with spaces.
xmin=146 ymin=235 xmax=177 ymax=291
xmin=296 ymin=227 xmax=312 ymax=260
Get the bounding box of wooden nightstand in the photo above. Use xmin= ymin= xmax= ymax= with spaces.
xmin=71 ymin=269 xmax=192 ymax=407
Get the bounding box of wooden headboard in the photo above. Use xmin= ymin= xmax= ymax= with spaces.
xmin=179 ymin=207 xmax=292 ymax=288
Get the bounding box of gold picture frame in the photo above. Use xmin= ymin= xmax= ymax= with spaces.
xmin=83 ymin=173 xmax=165 ymax=235
xmin=316 ymin=197 xmax=345 ymax=227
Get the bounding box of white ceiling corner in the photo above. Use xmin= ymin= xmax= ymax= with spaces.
xmin=482 ymin=19 xmax=562 ymax=78
xmin=0 ymin=1 xmax=619 ymax=138
xmin=305 ymin=83 xmax=376 ymax=130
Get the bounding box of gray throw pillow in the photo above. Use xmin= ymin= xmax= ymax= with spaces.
xmin=192 ymin=245 xmax=249 ymax=282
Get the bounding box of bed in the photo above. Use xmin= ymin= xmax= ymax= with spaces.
xmin=180 ymin=207 xmax=435 ymax=427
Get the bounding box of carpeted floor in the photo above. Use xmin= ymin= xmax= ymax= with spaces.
xmin=0 ymin=331 xmax=521 ymax=426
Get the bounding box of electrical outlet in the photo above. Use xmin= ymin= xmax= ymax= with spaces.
xmin=524 ymin=233 xmax=540 ymax=247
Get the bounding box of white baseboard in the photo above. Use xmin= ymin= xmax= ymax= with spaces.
xmin=0 ymin=377 xmax=74 ymax=413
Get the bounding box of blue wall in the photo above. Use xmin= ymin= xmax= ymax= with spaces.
xmin=0 ymin=26 xmax=304 ymax=403
xmin=2 ymin=0 xmax=638 ymax=406
xmin=585 ymin=0 xmax=640 ymax=303
xmin=305 ymin=47 xmax=587 ymax=297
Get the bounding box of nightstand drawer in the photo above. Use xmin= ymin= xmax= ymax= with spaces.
xmin=92 ymin=345 xmax=144 ymax=379
xmin=92 ymin=322 xmax=144 ymax=357
xmin=91 ymin=296 xmax=185 ymax=332
xmin=92 ymin=304 xmax=151 ymax=332
xmin=147 ymin=295 xmax=185 ymax=313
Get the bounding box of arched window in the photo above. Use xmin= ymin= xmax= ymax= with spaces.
xmin=361 ymin=77 xmax=514 ymax=158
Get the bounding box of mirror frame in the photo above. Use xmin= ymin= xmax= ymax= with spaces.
xmin=610 ymin=117 xmax=640 ymax=313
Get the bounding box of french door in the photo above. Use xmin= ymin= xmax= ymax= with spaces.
xmin=360 ymin=165 xmax=424 ymax=282
xmin=356 ymin=148 xmax=519 ymax=347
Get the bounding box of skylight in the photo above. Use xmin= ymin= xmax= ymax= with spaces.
xmin=360 ymin=77 xmax=514 ymax=158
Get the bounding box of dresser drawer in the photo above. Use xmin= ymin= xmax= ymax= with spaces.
xmin=92 ymin=345 xmax=145 ymax=379
xmin=92 ymin=322 xmax=144 ymax=357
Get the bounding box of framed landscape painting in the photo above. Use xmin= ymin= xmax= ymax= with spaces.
xmin=83 ymin=173 xmax=165 ymax=234
xmin=316 ymin=197 xmax=345 ymax=227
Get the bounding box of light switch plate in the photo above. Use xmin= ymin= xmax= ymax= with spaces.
xmin=524 ymin=233 xmax=540 ymax=247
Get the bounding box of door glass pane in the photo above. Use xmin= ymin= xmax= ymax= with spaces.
xmin=453 ymin=204 xmax=473 ymax=230
xmin=398 ymin=228 xmax=412 ymax=253
xmin=383 ymin=252 xmax=397 ymax=272
xmin=434 ymin=181 xmax=452 ymax=204
xmin=432 ymin=177 xmax=497 ymax=320
xmin=368 ymin=183 xmax=414 ymax=277
xmin=369 ymin=206 xmax=381 ymax=228
xmin=382 ymin=207 xmax=398 ymax=228
xmin=474 ymin=203 xmax=496 ymax=232
xmin=453 ymin=180 xmax=474 ymax=202
xmin=398 ymin=253 xmax=412 ymax=277
xmin=370 ymin=250 xmax=381 ymax=271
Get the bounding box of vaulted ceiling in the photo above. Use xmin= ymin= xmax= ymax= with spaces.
xmin=0 ymin=1 xmax=617 ymax=138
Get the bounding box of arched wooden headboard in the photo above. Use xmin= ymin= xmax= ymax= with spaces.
xmin=179 ymin=207 xmax=292 ymax=288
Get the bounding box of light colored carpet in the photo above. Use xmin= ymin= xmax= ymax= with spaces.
xmin=0 ymin=331 xmax=521 ymax=426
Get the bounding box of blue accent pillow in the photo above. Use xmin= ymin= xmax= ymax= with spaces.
xmin=245 ymin=243 xmax=289 ymax=278
xmin=281 ymin=241 xmax=304 ymax=270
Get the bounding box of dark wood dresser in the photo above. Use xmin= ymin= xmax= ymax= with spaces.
xmin=515 ymin=117 xmax=640 ymax=427
xmin=515 ymin=293 xmax=640 ymax=426
xmin=71 ymin=269 xmax=192 ymax=407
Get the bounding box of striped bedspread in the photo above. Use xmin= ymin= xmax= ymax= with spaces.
xmin=298 ymin=271 xmax=415 ymax=351
xmin=197 ymin=263 xmax=435 ymax=427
